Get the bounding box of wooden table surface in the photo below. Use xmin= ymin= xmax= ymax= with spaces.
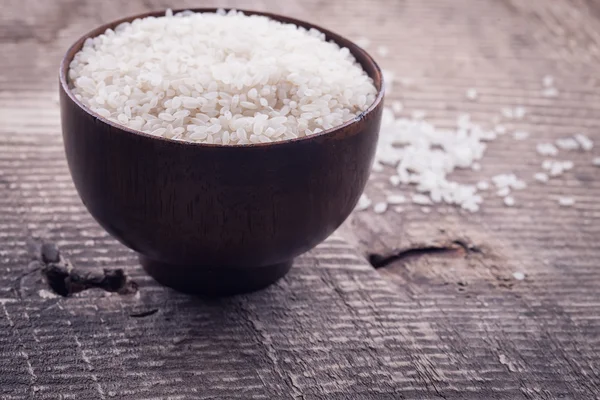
xmin=1 ymin=0 xmax=600 ymax=399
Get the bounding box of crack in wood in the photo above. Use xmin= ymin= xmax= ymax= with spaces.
xmin=129 ymin=309 xmax=159 ymax=318
xmin=451 ymin=239 xmax=483 ymax=254
xmin=367 ymin=237 xmax=485 ymax=269
xmin=38 ymin=242 xmax=138 ymax=297
xmin=368 ymin=245 xmax=464 ymax=269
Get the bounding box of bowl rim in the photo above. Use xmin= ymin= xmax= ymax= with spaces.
xmin=59 ymin=7 xmax=385 ymax=148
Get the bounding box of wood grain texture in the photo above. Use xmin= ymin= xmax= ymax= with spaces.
xmin=1 ymin=0 xmax=600 ymax=398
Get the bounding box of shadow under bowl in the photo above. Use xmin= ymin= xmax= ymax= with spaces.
xmin=59 ymin=8 xmax=384 ymax=296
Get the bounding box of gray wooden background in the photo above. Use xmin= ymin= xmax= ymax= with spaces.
xmin=1 ymin=0 xmax=599 ymax=399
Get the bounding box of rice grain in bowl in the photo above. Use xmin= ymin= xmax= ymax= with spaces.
xmin=68 ymin=9 xmax=378 ymax=144
xmin=60 ymin=8 xmax=384 ymax=296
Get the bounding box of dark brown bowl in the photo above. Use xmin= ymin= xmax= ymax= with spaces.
xmin=59 ymin=8 xmax=384 ymax=296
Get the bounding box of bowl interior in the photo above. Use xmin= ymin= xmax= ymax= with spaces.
xmin=59 ymin=8 xmax=384 ymax=148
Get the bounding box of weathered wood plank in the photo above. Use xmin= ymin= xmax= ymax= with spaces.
xmin=1 ymin=0 xmax=600 ymax=398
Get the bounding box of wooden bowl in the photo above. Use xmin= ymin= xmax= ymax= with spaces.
xmin=59 ymin=8 xmax=384 ymax=296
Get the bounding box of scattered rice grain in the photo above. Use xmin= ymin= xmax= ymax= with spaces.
xmin=466 ymin=88 xmax=478 ymax=101
xmin=534 ymin=172 xmax=549 ymax=183
xmin=512 ymin=272 xmax=525 ymax=280
xmin=377 ymin=45 xmax=390 ymax=57
xmin=355 ymin=194 xmax=372 ymax=211
xmin=514 ymin=106 xmax=526 ymax=119
xmin=542 ymin=87 xmax=559 ymax=97
xmin=513 ymin=131 xmax=529 ymax=141
xmin=412 ymin=194 xmax=433 ymax=205
xmin=536 ymin=143 xmax=558 ymax=156
xmin=495 ymin=125 xmax=507 ymax=135
xmin=574 ymin=134 xmax=593 ymax=151
xmin=389 ymin=175 xmax=401 ymax=186
xmin=373 ymin=202 xmax=388 ymax=214
xmin=558 ymin=197 xmax=575 ymax=207
xmin=556 ymin=137 xmax=579 ymax=151
xmin=355 ymin=37 xmax=371 ymax=48
xmin=372 ymin=162 xmax=384 ymax=172
xmin=476 ymin=181 xmax=489 ymax=191
xmin=386 ymin=194 xmax=406 ymax=205
xmin=496 ymin=187 xmax=511 ymax=197
xmin=411 ymin=110 xmax=426 ymax=120
xmin=501 ymin=107 xmax=514 ymax=119
xmin=391 ymin=101 xmax=403 ymax=114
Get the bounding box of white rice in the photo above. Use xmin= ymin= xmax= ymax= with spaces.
xmin=512 ymin=271 xmax=525 ymax=280
xmin=355 ymin=194 xmax=372 ymax=211
xmin=380 ymin=70 xmax=395 ymax=95
xmin=386 ymin=194 xmax=406 ymax=205
xmin=476 ymin=181 xmax=489 ymax=191
xmin=496 ymin=187 xmax=511 ymax=197
xmin=501 ymin=107 xmax=515 ymax=119
xmin=542 ymin=87 xmax=559 ymax=98
xmin=466 ymin=88 xmax=478 ymax=101
xmin=373 ymin=202 xmax=388 ymax=214
xmin=355 ymin=37 xmax=371 ymax=49
xmin=389 ymin=175 xmax=401 ymax=186
xmin=574 ymin=134 xmax=594 ymax=151
xmin=513 ymin=130 xmax=529 ymax=140
xmin=391 ymin=101 xmax=403 ymax=114
xmin=495 ymin=125 xmax=507 ymax=135
xmin=411 ymin=110 xmax=426 ymax=120
xmin=492 ymin=173 xmax=527 ymax=190
xmin=558 ymin=197 xmax=575 ymax=207
xmin=69 ymin=9 xmax=377 ymax=144
xmin=513 ymin=106 xmax=527 ymax=119
xmin=349 ymin=63 xmax=584 ymax=215
xmin=534 ymin=172 xmax=549 ymax=183
xmin=543 ymin=160 xmax=573 ymax=177
xmin=556 ymin=137 xmax=579 ymax=151
xmin=412 ymin=194 xmax=433 ymax=205
xmin=376 ymin=45 xmax=390 ymax=57
xmin=536 ymin=143 xmax=559 ymax=156
xmin=373 ymin=109 xmax=489 ymax=213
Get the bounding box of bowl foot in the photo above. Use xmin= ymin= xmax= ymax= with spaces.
xmin=139 ymin=256 xmax=293 ymax=296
